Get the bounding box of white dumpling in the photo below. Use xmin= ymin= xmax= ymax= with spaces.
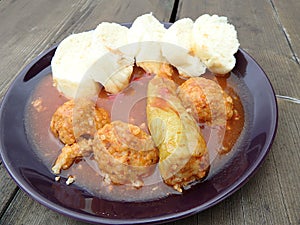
xmin=89 ymin=22 xmax=134 ymax=94
xmin=162 ymin=18 xmax=206 ymax=77
xmin=193 ymin=14 xmax=239 ymax=74
xmin=51 ymin=31 xmax=100 ymax=99
xmin=128 ymin=13 xmax=170 ymax=75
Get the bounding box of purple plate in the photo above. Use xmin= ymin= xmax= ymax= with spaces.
xmin=0 ymin=30 xmax=277 ymax=224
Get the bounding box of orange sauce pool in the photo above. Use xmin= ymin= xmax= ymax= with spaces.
xmin=25 ymin=66 xmax=248 ymax=202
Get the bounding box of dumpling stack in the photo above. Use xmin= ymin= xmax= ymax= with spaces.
xmin=51 ymin=13 xmax=239 ymax=98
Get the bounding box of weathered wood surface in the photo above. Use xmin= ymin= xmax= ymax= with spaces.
xmin=0 ymin=0 xmax=299 ymax=224
xmin=177 ymin=1 xmax=300 ymax=225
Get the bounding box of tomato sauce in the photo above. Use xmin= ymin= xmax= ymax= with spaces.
xmin=25 ymin=66 xmax=249 ymax=202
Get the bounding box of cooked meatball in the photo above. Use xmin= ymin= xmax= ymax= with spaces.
xmin=177 ymin=77 xmax=233 ymax=124
xmin=50 ymin=99 xmax=110 ymax=145
xmin=93 ymin=120 xmax=159 ymax=188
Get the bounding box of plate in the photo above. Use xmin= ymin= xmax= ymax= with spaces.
xmin=0 ymin=29 xmax=277 ymax=224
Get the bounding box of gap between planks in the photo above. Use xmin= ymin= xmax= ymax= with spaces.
xmin=0 ymin=186 xmax=19 ymax=220
xmin=268 ymin=0 xmax=299 ymax=64
xmin=170 ymin=0 xmax=179 ymax=22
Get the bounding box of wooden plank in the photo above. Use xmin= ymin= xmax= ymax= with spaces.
xmin=196 ymin=190 xmax=244 ymax=225
xmin=0 ymin=0 xmax=174 ymax=224
xmin=177 ymin=0 xmax=300 ymax=97
xmin=177 ymin=1 xmax=300 ymax=225
xmin=272 ymin=0 xmax=300 ymax=63
xmin=0 ymin=164 xmax=18 ymax=218
xmin=272 ymin=100 xmax=300 ymax=225
xmin=73 ymin=0 xmax=174 ymax=31
xmin=0 ymin=191 xmax=87 ymax=225
xmin=0 ymin=0 xmax=85 ymax=98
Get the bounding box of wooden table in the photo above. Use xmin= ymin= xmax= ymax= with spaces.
xmin=0 ymin=0 xmax=299 ymax=224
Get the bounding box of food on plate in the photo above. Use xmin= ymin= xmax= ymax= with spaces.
xmin=147 ymin=76 xmax=209 ymax=192
xmin=51 ymin=23 xmax=134 ymax=98
xmin=51 ymin=13 xmax=239 ymax=99
xmin=90 ymin=22 xmax=134 ymax=94
xmin=135 ymin=61 xmax=175 ymax=78
xmin=127 ymin=13 xmax=172 ymax=75
xmin=93 ymin=121 xmax=159 ymax=188
xmin=177 ymin=77 xmax=233 ymax=124
xmin=193 ymin=14 xmax=240 ymax=74
xmin=52 ymin=144 xmax=80 ymax=174
xmin=36 ymin=13 xmax=245 ymax=196
xmin=52 ymin=139 xmax=93 ymax=174
xmin=50 ymin=99 xmax=110 ymax=145
xmin=51 ymin=31 xmax=100 ymax=99
xmin=93 ymin=22 xmax=129 ymax=51
xmin=50 ymin=99 xmax=110 ymax=174
xmin=162 ymin=18 xmax=207 ymax=77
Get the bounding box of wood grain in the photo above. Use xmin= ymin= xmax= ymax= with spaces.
xmin=1 ymin=0 xmax=299 ymax=224
xmin=0 ymin=191 xmax=87 ymax=225
xmin=177 ymin=1 xmax=300 ymax=225
xmin=0 ymin=165 xmax=18 ymax=218
xmin=0 ymin=0 xmax=174 ymax=224
xmin=272 ymin=0 xmax=300 ymax=64
xmin=177 ymin=0 xmax=300 ymax=96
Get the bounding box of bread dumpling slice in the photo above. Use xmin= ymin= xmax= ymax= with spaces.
xmin=89 ymin=22 xmax=134 ymax=94
xmin=93 ymin=22 xmax=129 ymax=51
xmin=51 ymin=31 xmax=100 ymax=99
xmin=128 ymin=13 xmax=172 ymax=75
xmin=162 ymin=18 xmax=206 ymax=77
xmin=193 ymin=14 xmax=239 ymax=74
